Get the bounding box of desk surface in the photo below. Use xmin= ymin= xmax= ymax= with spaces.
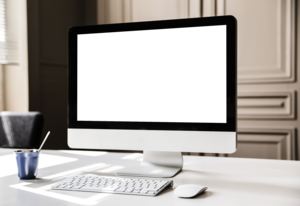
xmin=0 ymin=149 xmax=299 ymax=206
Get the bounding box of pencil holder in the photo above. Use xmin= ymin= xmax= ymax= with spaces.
xmin=15 ymin=150 xmax=40 ymax=179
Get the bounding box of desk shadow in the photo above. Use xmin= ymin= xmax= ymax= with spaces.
xmin=173 ymin=191 xmax=213 ymax=199
xmin=178 ymin=169 xmax=300 ymax=199
xmin=157 ymin=185 xmax=213 ymax=199
xmin=19 ymin=178 xmax=64 ymax=188
xmin=180 ymin=169 xmax=220 ymax=176
xmin=157 ymin=187 xmax=173 ymax=196
xmin=81 ymin=172 xmax=116 ymax=177
xmin=20 ymin=178 xmax=52 ymax=183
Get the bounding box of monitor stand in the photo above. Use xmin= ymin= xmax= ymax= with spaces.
xmin=116 ymin=151 xmax=183 ymax=178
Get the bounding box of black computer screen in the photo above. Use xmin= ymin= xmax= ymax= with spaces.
xmin=69 ymin=16 xmax=236 ymax=131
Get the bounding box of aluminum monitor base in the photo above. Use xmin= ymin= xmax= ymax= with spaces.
xmin=116 ymin=151 xmax=183 ymax=178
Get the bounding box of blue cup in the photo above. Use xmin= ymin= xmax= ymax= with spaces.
xmin=15 ymin=150 xmax=40 ymax=179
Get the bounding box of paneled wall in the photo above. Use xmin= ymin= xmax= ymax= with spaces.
xmin=27 ymin=0 xmax=299 ymax=159
xmin=223 ymin=0 xmax=298 ymax=160
xmin=211 ymin=0 xmax=298 ymax=160
xmin=97 ymin=0 xmax=299 ymax=160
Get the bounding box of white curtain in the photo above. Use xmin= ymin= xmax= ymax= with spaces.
xmin=0 ymin=0 xmax=18 ymax=64
xmin=0 ymin=65 xmax=3 ymax=111
xmin=0 ymin=0 xmax=19 ymax=111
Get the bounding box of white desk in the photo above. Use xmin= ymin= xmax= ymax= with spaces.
xmin=0 ymin=149 xmax=299 ymax=206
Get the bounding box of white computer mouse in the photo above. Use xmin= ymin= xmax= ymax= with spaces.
xmin=174 ymin=184 xmax=208 ymax=198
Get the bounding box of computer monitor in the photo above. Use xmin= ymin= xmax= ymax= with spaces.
xmin=68 ymin=16 xmax=237 ymax=178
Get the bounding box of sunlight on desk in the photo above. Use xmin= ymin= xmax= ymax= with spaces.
xmin=7 ymin=159 xmax=128 ymax=205
xmin=10 ymin=182 xmax=111 ymax=205
xmin=183 ymin=162 xmax=191 ymax=166
xmin=59 ymin=150 xmax=108 ymax=156
xmin=150 ymin=169 xmax=163 ymax=174
xmin=3 ymin=152 xmax=118 ymax=205
xmin=9 ymin=162 xmax=117 ymax=205
xmin=121 ymin=153 xmax=143 ymax=160
xmin=97 ymin=166 xmax=124 ymax=173
xmin=43 ymin=163 xmax=109 ymax=180
xmin=1 ymin=150 xmax=299 ymax=206
xmin=0 ymin=153 xmax=77 ymax=178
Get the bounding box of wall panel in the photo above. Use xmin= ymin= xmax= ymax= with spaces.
xmin=238 ymin=92 xmax=295 ymax=120
xmin=218 ymin=0 xmax=296 ymax=84
xmin=230 ymin=128 xmax=296 ymax=160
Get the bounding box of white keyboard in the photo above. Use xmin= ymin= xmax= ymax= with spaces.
xmin=51 ymin=174 xmax=173 ymax=196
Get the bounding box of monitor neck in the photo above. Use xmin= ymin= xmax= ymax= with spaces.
xmin=116 ymin=151 xmax=183 ymax=178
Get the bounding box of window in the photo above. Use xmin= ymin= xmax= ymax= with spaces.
xmin=0 ymin=0 xmax=18 ymax=64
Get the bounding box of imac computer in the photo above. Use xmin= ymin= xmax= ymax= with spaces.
xmin=68 ymin=16 xmax=237 ymax=178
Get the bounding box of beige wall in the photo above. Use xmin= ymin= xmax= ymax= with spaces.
xmin=98 ymin=0 xmax=299 ymax=160
xmin=3 ymin=0 xmax=28 ymax=112
xmin=4 ymin=0 xmax=300 ymax=160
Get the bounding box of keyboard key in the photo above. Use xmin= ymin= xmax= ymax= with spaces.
xmin=126 ymin=187 xmax=134 ymax=192
xmin=81 ymin=186 xmax=99 ymax=190
xmin=148 ymin=187 xmax=157 ymax=191
xmin=72 ymin=185 xmax=83 ymax=189
xmin=100 ymin=187 xmax=119 ymax=192
xmin=139 ymin=189 xmax=148 ymax=194
xmin=116 ymin=188 xmax=126 ymax=192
